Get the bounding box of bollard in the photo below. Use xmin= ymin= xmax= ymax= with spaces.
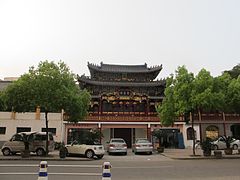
xmin=38 ymin=161 xmax=48 ymax=180
xmin=102 ymin=162 xmax=111 ymax=180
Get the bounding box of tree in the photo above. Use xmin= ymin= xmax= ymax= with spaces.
xmin=226 ymin=77 xmax=240 ymax=113
xmin=172 ymin=66 xmax=194 ymax=121
xmin=156 ymin=66 xmax=195 ymax=125
xmin=213 ymin=73 xmax=232 ymax=112
xmin=191 ymin=68 xmax=216 ymax=112
xmin=224 ymin=64 xmax=240 ymax=79
xmin=63 ymin=88 xmax=90 ymax=122
xmin=0 ymin=91 xmax=5 ymax=111
xmin=156 ymin=75 xmax=176 ymax=127
xmin=4 ymin=60 xmax=90 ymax=155
xmin=152 ymin=129 xmax=167 ymax=150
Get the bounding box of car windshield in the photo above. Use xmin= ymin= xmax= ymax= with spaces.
xmin=136 ymin=139 xmax=150 ymax=143
xmin=111 ymin=139 xmax=124 ymax=143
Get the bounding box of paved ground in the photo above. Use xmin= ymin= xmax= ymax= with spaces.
xmin=162 ymin=147 xmax=240 ymax=159
xmin=0 ymin=147 xmax=240 ymax=161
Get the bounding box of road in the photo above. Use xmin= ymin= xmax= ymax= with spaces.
xmin=0 ymin=155 xmax=240 ymax=180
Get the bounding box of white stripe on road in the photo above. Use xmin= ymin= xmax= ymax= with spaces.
xmin=114 ymin=165 xmax=173 ymax=169
xmin=0 ymin=164 xmax=101 ymax=168
xmin=49 ymin=164 xmax=102 ymax=168
xmin=0 ymin=172 xmax=101 ymax=176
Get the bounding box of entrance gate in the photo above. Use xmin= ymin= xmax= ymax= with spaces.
xmin=113 ymin=128 xmax=132 ymax=148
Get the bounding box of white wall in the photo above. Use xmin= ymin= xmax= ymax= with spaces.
xmin=0 ymin=112 xmax=63 ymax=143
xmin=183 ymin=124 xmax=200 ymax=148
xmin=102 ymin=129 xmax=110 ymax=149
xmin=135 ymin=128 xmax=146 ymax=139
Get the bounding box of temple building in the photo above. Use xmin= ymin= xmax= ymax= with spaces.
xmin=65 ymin=62 xmax=184 ymax=148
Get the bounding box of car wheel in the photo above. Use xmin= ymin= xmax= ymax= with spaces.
xmin=36 ymin=148 xmax=45 ymax=156
xmin=124 ymin=152 xmax=127 ymax=155
xmin=213 ymin=145 xmax=218 ymax=150
xmin=85 ymin=150 xmax=94 ymax=159
xmin=233 ymin=144 xmax=238 ymax=150
xmin=149 ymin=151 xmax=153 ymax=155
xmin=2 ymin=148 xmax=11 ymax=156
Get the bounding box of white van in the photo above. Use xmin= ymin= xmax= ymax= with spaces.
xmin=1 ymin=131 xmax=55 ymax=156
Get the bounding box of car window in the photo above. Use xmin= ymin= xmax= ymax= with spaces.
xmin=111 ymin=139 xmax=124 ymax=143
xmin=34 ymin=134 xmax=47 ymax=141
xmin=28 ymin=134 xmax=34 ymax=142
xmin=136 ymin=139 xmax=150 ymax=143
xmin=219 ymin=137 xmax=224 ymax=141
xmin=11 ymin=134 xmax=23 ymax=141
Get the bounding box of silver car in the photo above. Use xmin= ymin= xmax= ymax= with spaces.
xmin=211 ymin=136 xmax=240 ymax=150
xmin=132 ymin=138 xmax=153 ymax=154
xmin=107 ymin=138 xmax=127 ymax=155
xmin=1 ymin=132 xmax=55 ymax=156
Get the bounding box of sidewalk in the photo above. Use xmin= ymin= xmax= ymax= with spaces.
xmin=161 ymin=147 xmax=240 ymax=160
xmin=0 ymin=148 xmax=240 ymax=160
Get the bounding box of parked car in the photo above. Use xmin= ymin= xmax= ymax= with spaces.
xmin=107 ymin=138 xmax=127 ymax=155
xmin=132 ymin=138 xmax=153 ymax=154
xmin=65 ymin=141 xmax=105 ymax=159
xmin=1 ymin=131 xmax=55 ymax=156
xmin=211 ymin=136 xmax=240 ymax=150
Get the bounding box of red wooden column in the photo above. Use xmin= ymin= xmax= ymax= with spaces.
xmin=98 ymin=123 xmax=102 ymax=144
xmin=99 ymin=98 xmax=102 ymax=115
xmin=147 ymin=124 xmax=151 ymax=141
xmin=223 ymin=112 xmax=226 ymax=136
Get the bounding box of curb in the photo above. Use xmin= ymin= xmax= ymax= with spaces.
xmin=0 ymin=156 xmax=95 ymax=161
xmin=162 ymin=154 xmax=240 ymax=160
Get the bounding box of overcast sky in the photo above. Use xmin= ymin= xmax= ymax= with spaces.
xmin=0 ymin=0 xmax=239 ymax=80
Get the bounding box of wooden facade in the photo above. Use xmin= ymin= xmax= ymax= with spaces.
xmin=73 ymin=62 xmax=169 ymax=147
xmin=78 ymin=62 xmax=165 ymax=117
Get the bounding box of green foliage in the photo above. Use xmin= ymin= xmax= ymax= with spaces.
xmin=156 ymin=76 xmax=176 ymax=126
xmin=226 ymin=77 xmax=240 ymax=113
xmin=0 ymin=91 xmax=6 ymax=111
xmin=156 ymin=66 xmax=194 ymax=126
xmin=212 ymin=73 xmax=232 ymax=112
xmin=156 ymin=66 xmax=240 ymax=127
xmin=3 ymin=60 xmax=90 ymax=122
xmin=152 ymin=129 xmax=167 ymax=147
xmin=172 ymin=66 xmax=194 ymax=116
xmin=201 ymin=138 xmax=212 ymax=152
xmin=83 ymin=129 xmax=103 ymax=145
xmin=191 ymin=68 xmax=216 ymax=112
xmin=64 ymin=89 xmax=91 ymax=122
xmin=224 ymin=64 xmax=240 ymax=79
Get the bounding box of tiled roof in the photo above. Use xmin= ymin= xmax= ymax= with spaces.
xmin=88 ymin=62 xmax=162 ymax=73
xmin=78 ymin=76 xmax=165 ymax=87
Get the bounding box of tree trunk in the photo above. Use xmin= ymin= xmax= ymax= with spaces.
xmin=45 ymin=111 xmax=49 ymax=156
xmin=191 ymin=112 xmax=196 ymax=156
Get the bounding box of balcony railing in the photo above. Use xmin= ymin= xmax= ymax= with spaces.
xmin=192 ymin=113 xmax=240 ymax=122
xmin=86 ymin=115 xmax=160 ymax=122
xmin=84 ymin=112 xmax=240 ymax=123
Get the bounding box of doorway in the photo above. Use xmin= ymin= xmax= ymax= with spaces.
xmin=113 ymin=128 xmax=132 ymax=148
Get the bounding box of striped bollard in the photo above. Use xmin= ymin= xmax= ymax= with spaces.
xmin=38 ymin=161 xmax=48 ymax=180
xmin=102 ymin=162 xmax=111 ymax=180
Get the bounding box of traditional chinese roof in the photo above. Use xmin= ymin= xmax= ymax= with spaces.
xmin=88 ymin=62 xmax=162 ymax=74
xmin=78 ymin=75 xmax=165 ymax=87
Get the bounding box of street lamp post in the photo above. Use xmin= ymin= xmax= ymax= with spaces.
xmin=69 ymin=129 xmax=73 ymax=143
